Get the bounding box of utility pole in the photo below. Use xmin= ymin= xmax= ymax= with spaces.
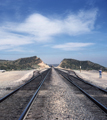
xmin=80 ymin=61 xmax=81 ymax=72
xmin=80 ymin=66 xmax=81 ymax=72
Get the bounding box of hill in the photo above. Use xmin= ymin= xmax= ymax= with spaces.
xmin=59 ymin=58 xmax=107 ymax=71
xmin=0 ymin=56 xmax=49 ymax=70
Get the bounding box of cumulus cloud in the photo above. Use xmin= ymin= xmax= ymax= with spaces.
xmin=53 ymin=42 xmax=94 ymax=51
xmin=0 ymin=8 xmax=98 ymax=51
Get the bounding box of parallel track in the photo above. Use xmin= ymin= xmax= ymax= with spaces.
xmin=18 ymin=68 xmax=51 ymax=120
xmin=59 ymin=68 xmax=107 ymax=93
xmin=1 ymin=68 xmax=107 ymax=119
xmin=0 ymin=69 xmax=48 ymax=102
xmin=55 ymin=68 xmax=107 ymax=114
xmin=0 ymin=68 xmax=50 ymax=120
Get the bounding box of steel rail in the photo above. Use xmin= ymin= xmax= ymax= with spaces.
xmin=18 ymin=68 xmax=51 ymax=120
xmin=73 ymin=74 xmax=107 ymax=93
xmin=57 ymin=68 xmax=107 ymax=93
xmin=0 ymin=69 xmax=49 ymax=102
xmin=56 ymin=69 xmax=107 ymax=114
xmin=69 ymin=70 xmax=107 ymax=93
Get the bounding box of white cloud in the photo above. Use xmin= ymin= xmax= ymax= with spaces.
xmin=0 ymin=8 xmax=98 ymax=51
xmin=8 ymin=47 xmax=26 ymax=52
xmin=53 ymin=42 xmax=94 ymax=51
xmin=15 ymin=9 xmax=98 ymax=39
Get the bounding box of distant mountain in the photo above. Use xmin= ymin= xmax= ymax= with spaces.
xmin=0 ymin=56 xmax=49 ymax=70
xmin=48 ymin=64 xmax=59 ymax=67
xmin=59 ymin=58 xmax=107 ymax=71
xmin=0 ymin=60 xmax=11 ymax=62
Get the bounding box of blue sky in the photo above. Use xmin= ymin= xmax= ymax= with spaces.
xmin=0 ymin=0 xmax=107 ymax=67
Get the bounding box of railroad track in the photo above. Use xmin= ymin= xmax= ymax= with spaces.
xmin=22 ymin=67 xmax=107 ymax=119
xmin=55 ymin=68 xmax=107 ymax=114
xmin=0 ymin=68 xmax=51 ymax=120
xmin=0 ymin=67 xmax=107 ymax=119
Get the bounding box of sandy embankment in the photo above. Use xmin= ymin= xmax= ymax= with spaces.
xmin=0 ymin=70 xmax=35 ymax=88
xmin=57 ymin=67 xmax=107 ymax=89
xmin=0 ymin=62 xmax=49 ymax=89
xmin=0 ymin=68 xmax=49 ymax=98
xmin=0 ymin=70 xmax=35 ymax=98
xmin=73 ymin=70 xmax=107 ymax=89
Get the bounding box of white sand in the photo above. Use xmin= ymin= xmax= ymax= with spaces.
xmin=0 ymin=61 xmax=49 ymax=89
xmin=0 ymin=68 xmax=49 ymax=88
xmin=38 ymin=61 xmax=50 ymax=68
xmin=73 ymin=70 xmax=107 ymax=89
xmin=0 ymin=70 xmax=34 ymax=88
xmin=0 ymin=68 xmax=49 ymax=98
xmin=0 ymin=70 xmax=35 ymax=98
xmin=57 ymin=67 xmax=107 ymax=89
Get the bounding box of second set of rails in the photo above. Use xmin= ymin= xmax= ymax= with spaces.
xmin=55 ymin=68 xmax=107 ymax=114
xmin=0 ymin=67 xmax=107 ymax=120
xmin=0 ymin=68 xmax=51 ymax=120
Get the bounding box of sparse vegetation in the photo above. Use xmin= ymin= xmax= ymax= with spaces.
xmin=0 ymin=56 xmax=42 ymax=70
xmin=59 ymin=59 xmax=107 ymax=71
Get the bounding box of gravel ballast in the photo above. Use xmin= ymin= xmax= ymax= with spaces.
xmin=0 ymin=68 xmax=48 ymax=99
xmin=0 ymin=70 xmax=49 ymax=120
xmin=25 ymin=68 xmax=107 ymax=120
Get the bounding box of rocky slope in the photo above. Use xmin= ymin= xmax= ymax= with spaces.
xmin=0 ymin=56 xmax=49 ymax=70
xmin=59 ymin=58 xmax=107 ymax=71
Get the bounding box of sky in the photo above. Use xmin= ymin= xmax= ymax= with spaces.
xmin=0 ymin=0 xmax=107 ymax=67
